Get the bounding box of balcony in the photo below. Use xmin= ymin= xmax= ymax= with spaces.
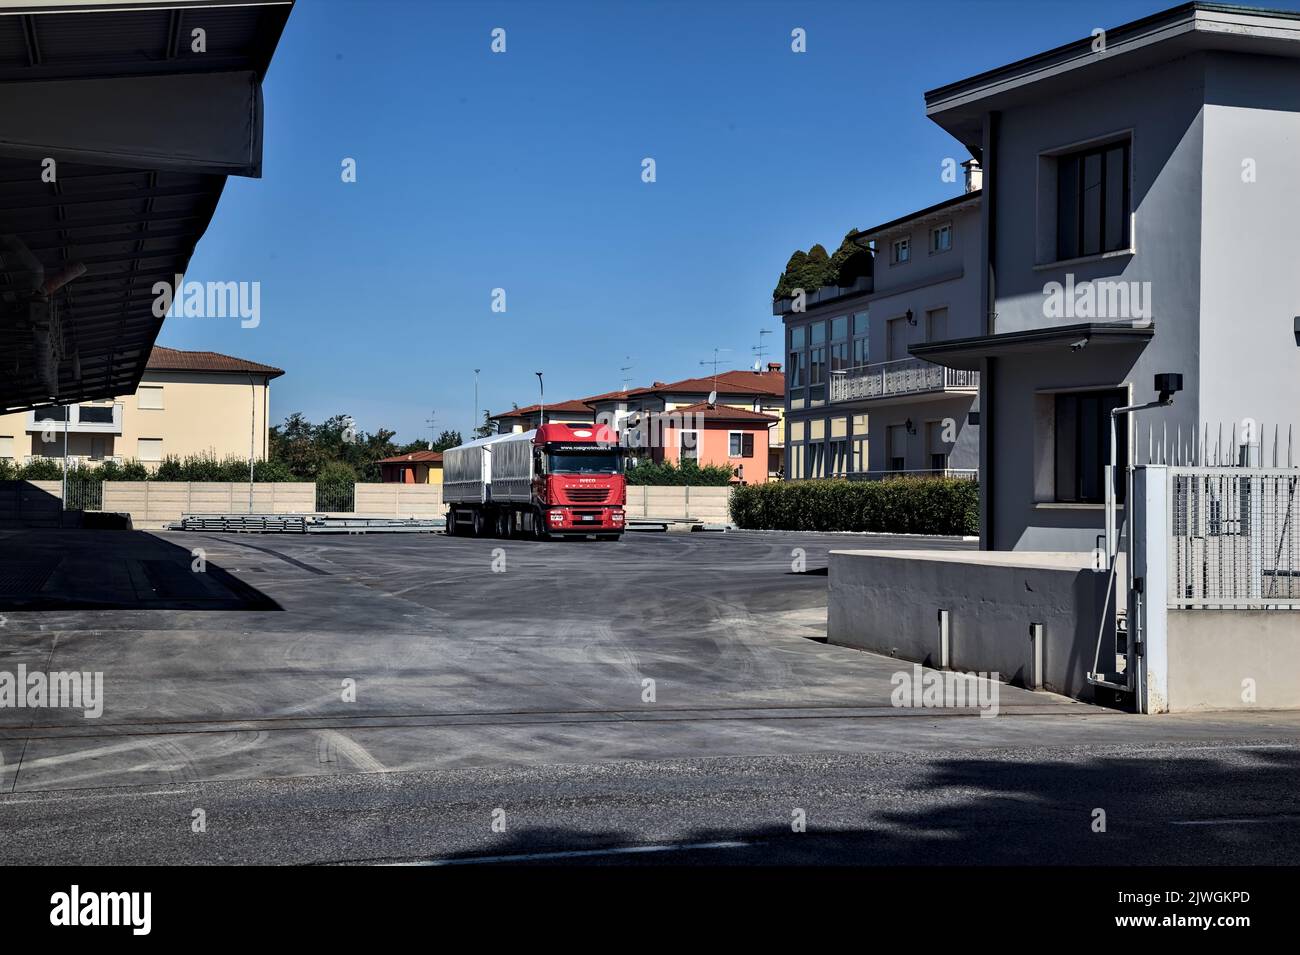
xmin=829 ymin=358 xmax=978 ymax=405
xmin=25 ymin=403 xmax=123 ymax=435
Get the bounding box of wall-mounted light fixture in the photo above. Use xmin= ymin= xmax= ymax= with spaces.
xmin=905 ymin=308 xmax=916 ymax=326
xmin=904 ymin=418 xmax=916 ymax=435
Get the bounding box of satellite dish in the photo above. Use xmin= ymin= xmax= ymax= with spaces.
xmin=707 ymin=390 xmax=717 ymax=408
xmin=752 ymin=359 xmax=761 ymax=371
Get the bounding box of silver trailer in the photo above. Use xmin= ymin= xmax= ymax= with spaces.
xmin=441 ymin=430 xmax=536 ymax=506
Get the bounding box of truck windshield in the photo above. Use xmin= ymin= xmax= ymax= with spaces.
xmin=546 ymin=450 xmax=621 ymax=474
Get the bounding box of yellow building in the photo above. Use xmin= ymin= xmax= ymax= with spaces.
xmin=0 ymin=346 xmax=283 ymax=469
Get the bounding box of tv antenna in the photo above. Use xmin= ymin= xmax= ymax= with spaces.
xmin=425 ymin=410 xmax=436 ymax=449
xmin=752 ymin=328 xmax=773 ymax=367
xmin=620 ymin=356 xmax=635 ymax=392
xmin=699 ymin=347 xmax=731 ymax=384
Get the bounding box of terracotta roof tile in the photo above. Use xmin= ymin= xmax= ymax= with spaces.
xmin=147 ymin=345 xmax=284 ymax=378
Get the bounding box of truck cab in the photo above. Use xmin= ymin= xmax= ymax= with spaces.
xmin=532 ymin=425 xmax=626 ymax=537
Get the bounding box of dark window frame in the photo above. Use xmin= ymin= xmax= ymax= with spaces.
xmin=1053 ymin=389 xmax=1127 ymax=504
xmin=1056 ymin=140 xmax=1130 ymax=261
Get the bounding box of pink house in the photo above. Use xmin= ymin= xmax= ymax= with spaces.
xmin=649 ymin=402 xmax=777 ymax=484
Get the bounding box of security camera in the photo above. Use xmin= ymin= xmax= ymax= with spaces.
xmin=1154 ymin=372 xmax=1183 ymax=404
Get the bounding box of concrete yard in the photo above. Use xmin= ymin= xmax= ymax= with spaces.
xmin=1 ymin=527 xmax=1298 ymax=864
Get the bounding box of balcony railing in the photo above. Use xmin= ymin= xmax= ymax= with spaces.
xmin=829 ymin=358 xmax=978 ymax=403
xmin=25 ymin=403 xmax=123 ymax=434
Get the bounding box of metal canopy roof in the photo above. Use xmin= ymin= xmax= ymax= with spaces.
xmin=0 ymin=0 xmax=292 ymax=413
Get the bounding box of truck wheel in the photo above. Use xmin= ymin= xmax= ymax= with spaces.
xmin=445 ymin=509 xmax=457 ymax=536
xmin=496 ymin=510 xmax=512 ymax=538
xmin=470 ymin=509 xmax=484 ymax=537
xmin=532 ymin=508 xmax=550 ymax=540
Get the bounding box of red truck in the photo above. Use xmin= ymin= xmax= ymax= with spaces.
xmin=441 ymin=423 xmax=625 ymax=539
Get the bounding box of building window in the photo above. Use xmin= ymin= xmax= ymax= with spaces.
xmin=729 ymin=432 xmax=754 ymax=458
xmin=830 ymin=341 xmax=849 ymax=373
xmin=1053 ymin=389 xmax=1127 ymax=503
xmin=930 ymin=223 xmax=952 ymax=254
xmin=679 ymin=429 xmax=699 ymax=463
xmin=891 ymin=236 xmax=910 ymax=265
xmin=887 ymin=424 xmax=908 ymax=471
xmin=1056 ymin=140 xmax=1130 ymax=261
xmin=138 ymin=386 xmax=164 ymax=410
xmin=809 ymin=346 xmax=825 ymax=386
xmin=925 ymin=306 xmax=949 ymax=342
xmin=0 ymin=435 xmax=12 ymax=460
xmin=830 ymin=315 xmax=848 ymax=341
xmin=78 ymin=405 xmax=115 ymax=425
xmin=138 ymin=438 xmax=163 ymax=462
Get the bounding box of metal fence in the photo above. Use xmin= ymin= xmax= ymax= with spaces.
xmin=61 ymin=473 xmax=103 ymax=511
xmin=1168 ymin=467 xmax=1300 ymax=608
xmin=315 ymin=482 xmax=354 ymax=513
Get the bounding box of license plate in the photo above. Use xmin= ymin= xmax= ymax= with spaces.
xmin=581 ymin=515 xmax=594 ymax=521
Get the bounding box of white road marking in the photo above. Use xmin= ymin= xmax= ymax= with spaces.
xmin=392 ymin=839 xmax=756 ymax=866
xmin=1171 ymin=815 xmax=1300 ymax=826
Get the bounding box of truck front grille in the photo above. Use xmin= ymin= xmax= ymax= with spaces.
xmin=567 ymin=488 xmax=610 ymax=503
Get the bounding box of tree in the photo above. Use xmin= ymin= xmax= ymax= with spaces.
xmin=430 ymin=430 xmax=462 ymax=452
xmin=472 ymin=411 xmax=494 ymax=439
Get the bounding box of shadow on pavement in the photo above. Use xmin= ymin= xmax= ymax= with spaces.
xmin=0 ymin=528 xmax=280 ymax=611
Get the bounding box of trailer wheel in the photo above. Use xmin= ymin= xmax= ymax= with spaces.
xmin=445 ymin=509 xmax=457 ymax=536
xmin=470 ymin=509 xmax=484 ymax=537
xmin=496 ymin=510 xmax=513 ymax=539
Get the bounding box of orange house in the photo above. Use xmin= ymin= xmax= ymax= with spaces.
xmin=647 ymin=402 xmax=776 ymax=484
xmin=378 ymin=449 xmax=443 ymax=484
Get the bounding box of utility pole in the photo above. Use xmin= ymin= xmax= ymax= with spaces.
xmin=473 ymin=369 xmax=481 ymax=437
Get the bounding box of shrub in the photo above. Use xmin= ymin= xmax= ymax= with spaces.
xmin=97 ymin=459 xmax=149 ymax=481
xmin=152 ymin=453 xmax=290 ymax=482
xmin=730 ymin=477 xmax=978 ymax=536
xmin=16 ymin=458 xmax=64 ymax=481
xmin=625 ymin=459 xmax=735 ymax=486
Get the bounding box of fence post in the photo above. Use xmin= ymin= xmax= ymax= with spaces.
xmin=1133 ymin=466 xmax=1169 ymax=713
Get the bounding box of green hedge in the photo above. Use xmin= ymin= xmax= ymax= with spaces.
xmin=625 ymin=459 xmax=735 ymax=486
xmin=730 ymin=477 xmax=978 ymax=535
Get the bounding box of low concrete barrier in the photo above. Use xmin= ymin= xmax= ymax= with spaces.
xmin=1161 ymin=611 xmax=1300 ymax=711
xmin=353 ymin=483 xmax=443 ymax=518
xmin=0 ymin=480 xmax=63 ymax=528
xmin=623 ymin=485 xmax=732 ymax=522
xmin=101 ymin=482 xmax=314 ymax=529
xmin=828 ymin=549 xmax=1111 ymax=702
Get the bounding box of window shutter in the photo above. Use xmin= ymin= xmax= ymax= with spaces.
xmin=742 ymin=433 xmax=754 ymax=458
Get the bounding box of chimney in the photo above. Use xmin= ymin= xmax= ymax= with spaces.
xmin=961 ymin=159 xmax=982 ymax=194
xmin=767 ymin=362 xmax=782 ymax=373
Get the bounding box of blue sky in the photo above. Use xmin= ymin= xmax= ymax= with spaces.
xmin=160 ymin=0 xmax=1298 ymax=445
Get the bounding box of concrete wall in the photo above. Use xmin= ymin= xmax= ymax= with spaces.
xmin=1161 ymin=610 xmax=1300 ymax=712
xmin=827 ymin=549 xmax=1110 ymax=701
xmin=623 ymin=485 xmax=732 ymax=522
xmin=0 ymin=480 xmax=63 ymax=528
xmin=101 ymin=482 xmax=313 ymax=528
xmin=354 ymin=483 xmax=443 ymax=517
